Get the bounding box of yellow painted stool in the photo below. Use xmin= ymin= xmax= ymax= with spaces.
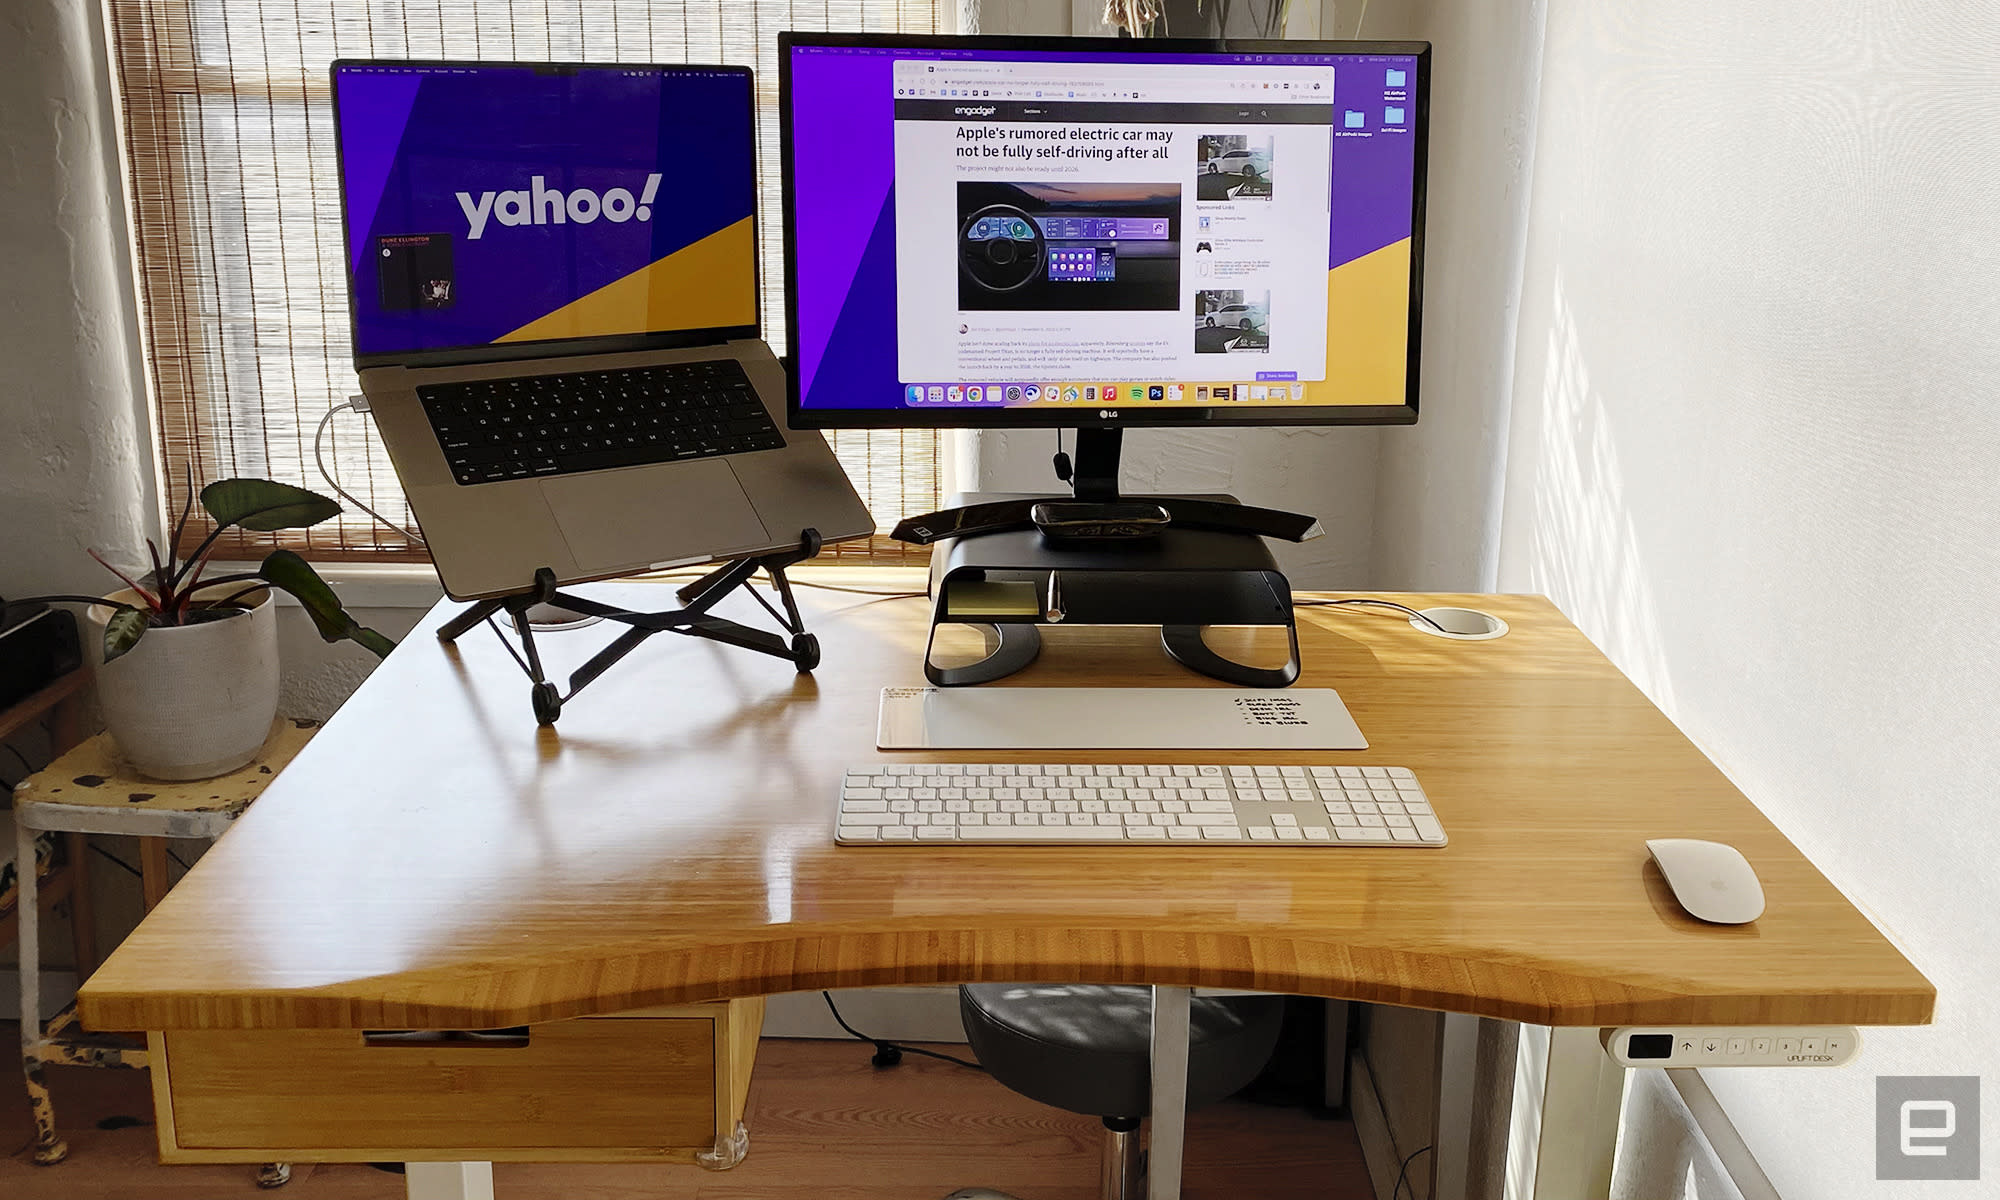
xmin=12 ymin=716 xmax=316 ymax=1182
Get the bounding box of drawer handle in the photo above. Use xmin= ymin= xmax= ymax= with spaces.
xmin=361 ymin=1027 xmax=531 ymax=1048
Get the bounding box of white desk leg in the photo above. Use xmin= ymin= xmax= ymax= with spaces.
xmin=16 ymin=811 xmax=68 ymax=1164
xmin=1530 ymin=1027 xmax=1623 ymax=1200
xmin=1148 ymin=984 xmax=1192 ymax=1200
xmin=406 ymin=1162 xmax=494 ymax=1200
xmin=1432 ymin=1014 xmax=1521 ymax=1200
xmin=1432 ymin=1013 xmax=1482 ymax=1200
xmin=15 ymin=809 xmax=38 ymax=1045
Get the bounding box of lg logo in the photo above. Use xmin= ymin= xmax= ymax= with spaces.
xmin=1097 ymin=409 xmax=1120 ymax=419
xmin=1878 ymin=1077 xmax=1979 ymax=1180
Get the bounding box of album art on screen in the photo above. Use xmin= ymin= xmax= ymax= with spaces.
xmin=375 ymin=233 xmax=455 ymax=311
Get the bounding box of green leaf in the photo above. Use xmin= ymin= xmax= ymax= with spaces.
xmin=349 ymin=626 xmax=398 ymax=658
xmin=200 ymin=478 xmax=342 ymax=533
xmin=258 ymin=550 xmax=397 ymax=659
xmin=102 ymin=607 xmax=151 ymax=663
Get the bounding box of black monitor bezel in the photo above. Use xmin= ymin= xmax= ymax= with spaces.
xmin=331 ymin=58 xmax=762 ymax=370
xmin=778 ymin=32 xmax=1429 ymax=430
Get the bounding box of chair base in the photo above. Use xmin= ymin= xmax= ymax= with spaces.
xmin=943 ymin=1115 xmax=1144 ymax=1200
xmin=1101 ymin=1117 xmax=1144 ymax=1200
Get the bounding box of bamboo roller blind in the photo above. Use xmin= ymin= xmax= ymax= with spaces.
xmin=107 ymin=0 xmax=945 ymax=563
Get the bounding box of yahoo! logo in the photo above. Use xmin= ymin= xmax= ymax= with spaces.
xmin=456 ymin=174 xmax=664 ymax=240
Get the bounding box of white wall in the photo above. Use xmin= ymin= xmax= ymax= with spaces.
xmin=0 ymin=5 xmax=439 ymax=722
xmin=273 ymin=593 xmax=435 ymax=720
xmin=1495 ymin=2 xmax=2000 ymax=1196
xmin=1367 ymin=0 xmax=1544 ymax=591
xmin=0 ymin=0 xmax=156 ymax=599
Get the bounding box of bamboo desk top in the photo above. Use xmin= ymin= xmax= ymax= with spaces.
xmin=77 ymin=576 xmax=1934 ymax=1033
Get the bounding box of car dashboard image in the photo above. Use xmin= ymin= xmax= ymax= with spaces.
xmin=957 ymin=181 xmax=1180 ymax=311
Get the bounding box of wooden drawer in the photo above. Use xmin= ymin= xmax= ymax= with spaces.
xmin=150 ymin=997 xmax=763 ymax=1164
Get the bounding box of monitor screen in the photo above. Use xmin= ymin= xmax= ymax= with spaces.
xmin=781 ymin=35 xmax=1428 ymax=428
xmin=332 ymin=60 xmax=759 ymax=362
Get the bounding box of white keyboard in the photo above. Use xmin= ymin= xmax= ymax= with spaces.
xmin=834 ymin=763 xmax=1446 ymax=847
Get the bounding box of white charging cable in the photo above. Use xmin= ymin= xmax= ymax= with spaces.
xmin=314 ymin=395 xmax=427 ymax=545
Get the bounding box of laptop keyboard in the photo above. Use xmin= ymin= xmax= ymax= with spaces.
xmin=418 ymin=358 xmax=785 ymax=486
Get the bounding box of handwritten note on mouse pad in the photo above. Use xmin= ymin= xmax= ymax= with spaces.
xmin=877 ymin=687 xmax=1367 ymax=751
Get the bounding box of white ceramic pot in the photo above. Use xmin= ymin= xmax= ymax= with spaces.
xmin=89 ymin=585 xmax=280 ymax=780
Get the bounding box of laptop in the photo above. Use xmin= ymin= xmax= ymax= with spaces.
xmin=331 ymin=59 xmax=873 ymax=600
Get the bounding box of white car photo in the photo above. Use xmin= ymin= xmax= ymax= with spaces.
xmin=1203 ymin=148 xmax=1268 ymax=177
xmin=1204 ymin=303 xmax=1263 ymax=329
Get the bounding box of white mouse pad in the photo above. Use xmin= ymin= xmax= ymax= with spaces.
xmin=877 ymin=687 xmax=1368 ymax=751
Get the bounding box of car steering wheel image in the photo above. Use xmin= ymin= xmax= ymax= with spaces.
xmin=959 ymin=204 xmax=1047 ymax=292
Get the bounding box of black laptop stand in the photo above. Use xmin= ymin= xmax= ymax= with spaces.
xmin=436 ymin=529 xmax=825 ymax=724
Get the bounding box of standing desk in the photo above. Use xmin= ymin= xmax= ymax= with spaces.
xmin=74 ymin=578 xmax=1934 ymax=1200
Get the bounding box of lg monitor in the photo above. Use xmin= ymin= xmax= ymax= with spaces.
xmin=779 ymin=34 xmax=1430 ymax=440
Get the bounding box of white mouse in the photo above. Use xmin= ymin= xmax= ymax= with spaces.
xmin=1646 ymin=838 xmax=1766 ymax=924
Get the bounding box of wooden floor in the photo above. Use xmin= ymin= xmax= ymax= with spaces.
xmin=2 ymin=1031 xmax=1370 ymax=1198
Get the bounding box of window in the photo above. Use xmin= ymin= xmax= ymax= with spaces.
xmin=107 ymin=1 xmax=948 ymax=564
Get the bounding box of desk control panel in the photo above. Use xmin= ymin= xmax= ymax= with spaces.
xmin=835 ymin=763 xmax=1447 ymax=846
xmin=1605 ymin=1026 xmax=1862 ymax=1068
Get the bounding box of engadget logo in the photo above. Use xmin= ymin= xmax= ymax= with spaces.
xmin=954 ymin=105 xmax=997 ymax=117
xmin=455 ymin=174 xmax=664 ymax=240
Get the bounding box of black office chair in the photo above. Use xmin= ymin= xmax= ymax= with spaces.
xmin=946 ymin=983 xmax=1285 ymax=1200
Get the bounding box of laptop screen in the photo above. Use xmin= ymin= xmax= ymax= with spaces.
xmin=332 ymin=61 xmax=757 ymax=361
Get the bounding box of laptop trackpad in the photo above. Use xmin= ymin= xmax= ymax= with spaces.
xmin=542 ymin=461 xmax=770 ymax=570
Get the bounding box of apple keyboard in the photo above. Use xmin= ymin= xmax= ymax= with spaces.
xmin=834 ymin=763 xmax=1446 ymax=847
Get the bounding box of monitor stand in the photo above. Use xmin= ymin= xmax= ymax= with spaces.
xmin=900 ymin=429 xmax=1315 ymax=687
xmin=890 ymin=428 xmax=1324 ymax=545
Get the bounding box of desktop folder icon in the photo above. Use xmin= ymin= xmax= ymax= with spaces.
xmin=1344 ymin=110 xmax=1365 ymax=129
xmin=1385 ymin=107 xmax=1407 ymax=125
xmin=1385 ymin=68 xmax=1407 ymax=87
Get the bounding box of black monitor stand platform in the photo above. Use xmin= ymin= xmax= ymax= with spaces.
xmin=892 ymin=428 xmax=1324 ymax=545
xmin=894 ymin=429 xmax=1319 ymax=687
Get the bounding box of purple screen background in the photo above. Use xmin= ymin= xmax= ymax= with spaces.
xmin=336 ymin=65 xmax=755 ymax=358
xmin=787 ymin=46 xmax=1423 ymax=411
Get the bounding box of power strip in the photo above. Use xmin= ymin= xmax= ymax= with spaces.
xmin=1604 ymin=1026 xmax=1860 ymax=1068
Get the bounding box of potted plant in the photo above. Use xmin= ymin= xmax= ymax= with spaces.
xmin=6 ymin=478 xmax=394 ymax=780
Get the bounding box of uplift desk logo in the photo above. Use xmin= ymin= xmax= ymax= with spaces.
xmin=456 ymin=174 xmax=664 ymax=240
